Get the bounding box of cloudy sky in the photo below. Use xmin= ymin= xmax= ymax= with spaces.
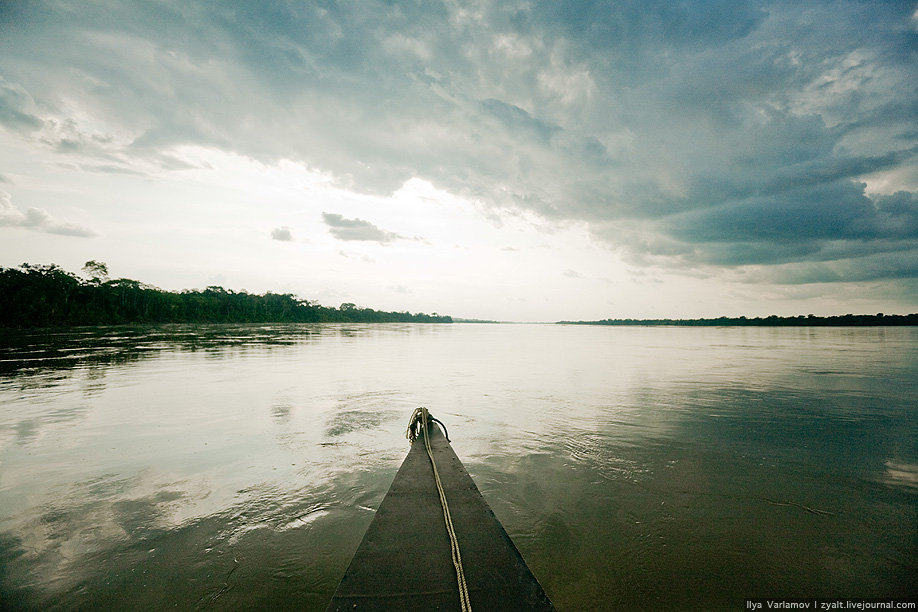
xmin=1 ymin=0 xmax=916 ymax=321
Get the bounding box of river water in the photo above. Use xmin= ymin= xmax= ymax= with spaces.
xmin=0 ymin=323 xmax=916 ymax=611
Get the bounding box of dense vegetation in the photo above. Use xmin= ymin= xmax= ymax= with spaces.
xmin=559 ymin=314 xmax=918 ymax=327
xmin=0 ymin=263 xmax=452 ymax=327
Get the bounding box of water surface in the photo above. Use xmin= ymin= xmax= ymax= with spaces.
xmin=1 ymin=324 xmax=916 ymax=610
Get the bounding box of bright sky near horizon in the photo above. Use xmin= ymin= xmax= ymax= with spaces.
xmin=1 ymin=1 xmax=917 ymax=322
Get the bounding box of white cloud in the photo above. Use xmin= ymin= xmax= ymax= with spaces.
xmin=337 ymin=250 xmax=376 ymax=263
xmin=0 ymin=191 xmax=96 ymax=237
xmin=270 ymin=226 xmax=293 ymax=241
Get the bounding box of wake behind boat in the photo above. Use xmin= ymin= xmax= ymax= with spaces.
xmin=325 ymin=408 xmax=557 ymax=612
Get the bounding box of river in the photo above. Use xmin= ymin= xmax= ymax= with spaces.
xmin=1 ymin=323 xmax=916 ymax=610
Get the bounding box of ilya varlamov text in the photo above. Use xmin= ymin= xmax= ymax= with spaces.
xmin=746 ymin=601 xmax=916 ymax=611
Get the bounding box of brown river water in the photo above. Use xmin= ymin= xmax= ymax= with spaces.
xmin=1 ymin=323 xmax=916 ymax=611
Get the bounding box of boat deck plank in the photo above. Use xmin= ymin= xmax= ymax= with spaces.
xmin=325 ymin=422 xmax=557 ymax=612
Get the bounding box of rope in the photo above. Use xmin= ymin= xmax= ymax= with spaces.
xmin=407 ymin=407 xmax=472 ymax=612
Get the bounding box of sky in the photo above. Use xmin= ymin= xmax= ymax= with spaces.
xmin=1 ymin=0 xmax=917 ymax=322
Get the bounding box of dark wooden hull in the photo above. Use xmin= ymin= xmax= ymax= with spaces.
xmin=325 ymin=420 xmax=557 ymax=612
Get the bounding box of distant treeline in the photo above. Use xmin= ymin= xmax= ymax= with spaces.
xmin=0 ymin=263 xmax=452 ymax=327
xmin=559 ymin=314 xmax=918 ymax=327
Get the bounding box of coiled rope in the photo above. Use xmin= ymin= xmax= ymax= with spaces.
xmin=407 ymin=407 xmax=472 ymax=612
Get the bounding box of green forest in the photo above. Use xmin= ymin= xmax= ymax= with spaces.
xmin=0 ymin=262 xmax=452 ymax=327
xmin=559 ymin=314 xmax=918 ymax=327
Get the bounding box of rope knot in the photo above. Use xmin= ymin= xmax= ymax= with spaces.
xmin=407 ymin=407 xmax=450 ymax=443
xmin=406 ymin=407 xmax=430 ymax=442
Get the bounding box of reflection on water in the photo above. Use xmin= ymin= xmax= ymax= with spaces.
xmin=884 ymin=461 xmax=918 ymax=490
xmin=1 ymin=324 xmax=916 ymax=610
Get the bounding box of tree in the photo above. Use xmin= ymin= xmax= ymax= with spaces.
xmin=82 ymin=260 xmax=110 ymax=283
xmin=1 ymin=263 xmax=453 ymax=327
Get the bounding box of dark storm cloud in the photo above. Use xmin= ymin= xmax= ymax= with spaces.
xmin=673 ymin=185 xmax=918 ymax=246
xmin=530 ymin=0 xmax=766 ymax=78
xmin=321 ymin=213 xmax=402 ymax=244
xmin=1 ymin=0 xmax=916 ymax=283
xmin=628 ymin=185 xmax=918 ymax=280
xmin=733 ymin=248 xmax=918 ymax=286
xmin=270 ymin=227 xmax=293 ymax=242
xmin=479 ymin=99 xmax=560 ymax=143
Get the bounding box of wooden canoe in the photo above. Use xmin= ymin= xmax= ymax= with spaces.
xmin=325 ymin=410 xmax=557 ymax=612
